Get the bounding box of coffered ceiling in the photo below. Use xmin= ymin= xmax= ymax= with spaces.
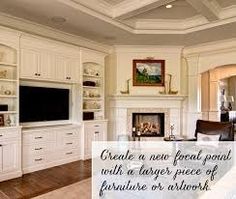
xmin=217 ymin=0 xmax=236 ymax=8
xmin=0 ymin=0 xmax=235 ymax=46
xmin=102 ymin=0 xmax=126 ymax=6
xmin=130 ymin=0 xmax=198 ymax=20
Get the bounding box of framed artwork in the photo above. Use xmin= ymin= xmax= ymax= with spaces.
xmin=133 ymin=59 xmax=165 ymax=86
xmin=0 ymin=114 xmax=4 ymax=126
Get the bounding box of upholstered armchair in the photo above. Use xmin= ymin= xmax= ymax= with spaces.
xmin=195 ymin=120 xmax=234 ymax=141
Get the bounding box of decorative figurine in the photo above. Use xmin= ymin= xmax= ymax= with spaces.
xmin=5 ymin=115 xmax=11 ymax=126
xmin=169 ymin=124 xmax=175 ymax=140
xmin=159 ymin=74 xmax=178 ymax=95
xmin=120 ymin=78 xmax=131 ymax=94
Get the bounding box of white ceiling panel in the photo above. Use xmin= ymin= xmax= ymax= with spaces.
xmin=217 ymin=0 xmax=236 ymax=8
xmin=131 ymin=0 xmax=198 ymax=19
xmin=102 ymin=0 xmax=126 ymax=6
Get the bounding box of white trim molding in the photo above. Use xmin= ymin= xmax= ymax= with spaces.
xmin=0 ymin=12 xmax=111 ymax=53
xmin=53 ymin=0 xmax=236 ymax=35
xmin=183 ymin=38 xmax=236 ymax=56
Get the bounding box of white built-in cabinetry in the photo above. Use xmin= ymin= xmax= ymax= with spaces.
xmin=80 ymin=49 xmax=108 ymax=159
xmin=81 ymin=48 xmax=106 ymax=120
xmin=0 ymin=32 xmax=19 ymax=126
xmin=0 ymin=127 xmax=21 ymax=181
xmin=22 ymin=125 xmax=81 ymax=174
xmin=20 ymin=36 xmax=80 ymax=83
xmin=81 ymin=121 xmax=107 ymax=159
xmin=0 ymin=29 xmax=22 ymax=182
xmin=0 ymin=29 xmax=108 ymax=180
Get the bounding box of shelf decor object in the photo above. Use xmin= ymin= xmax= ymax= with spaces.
xmin=133 ymin=59 xmax=165 ymax=86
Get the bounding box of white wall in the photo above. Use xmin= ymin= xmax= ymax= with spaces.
xmin=107 ymin=45 xmax=183 ymax=96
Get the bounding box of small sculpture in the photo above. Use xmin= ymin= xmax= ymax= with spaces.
xmin=159 ymin=74 xmax=178 ymax=95
xmin=120 ymin=79 xmax=131 ymax=94
xmin=5 ymin=115 xmax=11 ymax=126
xmin=168 ymin=74 xmax=178 ymax=94
xmin=169 ymin=124 xmax=175 ymax=140
xmin=159 ymin=81 xmax=168 ymax=94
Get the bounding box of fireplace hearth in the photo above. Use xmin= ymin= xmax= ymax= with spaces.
xmin=132 ymin=113 xmax=165 ymax=137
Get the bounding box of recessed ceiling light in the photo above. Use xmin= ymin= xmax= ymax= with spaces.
xmin=166 ymin=4 xmax=173 ymax=9
xmin=51 ymin=16 xmax=66 ymax=24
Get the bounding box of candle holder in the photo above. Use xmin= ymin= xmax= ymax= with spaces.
xmin=169 ymin=124 xmax=175 ymax=140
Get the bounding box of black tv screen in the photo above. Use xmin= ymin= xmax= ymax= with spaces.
xmin=20 ymin=86 xmax=70 ymax=123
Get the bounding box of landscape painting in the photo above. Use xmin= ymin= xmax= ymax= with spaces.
xmin=133 ymin=59 xmax=165 ymax=86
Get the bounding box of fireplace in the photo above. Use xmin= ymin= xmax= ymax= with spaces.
xmin=132 ymin=113 xmax=165 ymax=137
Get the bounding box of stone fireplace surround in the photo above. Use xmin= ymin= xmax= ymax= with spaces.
xmin=108 ymin=95 xmax=186 ymax=141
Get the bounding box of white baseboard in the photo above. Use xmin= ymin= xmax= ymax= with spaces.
xmin=0 ymin=170 xmax=22 ymax=182
xmin=23 ymin=156 xmax=81 ymax=174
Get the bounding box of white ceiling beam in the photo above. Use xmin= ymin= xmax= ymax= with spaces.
xmin=185 ymin=0 xmax=221 ymax=21
xmin=113 ymin=0 xmax=176 ymax=20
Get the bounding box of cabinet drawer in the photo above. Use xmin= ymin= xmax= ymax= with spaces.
xmin=84 ymin=122 xmax=106 ymax=132
xmin=23 ymin=142 xmax=56 ymax=156
xmin=59 ymin=128 xmax=80 ymax=138
xmin=59 ymin=148 xmax=80 ymax=159
xmin=23 ymin=154 xmax=49 ymax=167
xmin=61 ymin=137 xmax=79 ymax=149
xmin=23 ymin=131 xmax=56 ymax=144
xmin=0 ymin=128 xmax=20 ymax=140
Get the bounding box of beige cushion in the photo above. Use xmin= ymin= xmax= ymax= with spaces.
xmin=197 ymin=133 xmax=220 ymax=147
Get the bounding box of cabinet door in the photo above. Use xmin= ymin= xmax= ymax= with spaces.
xmin=20 ymin=48 xmax=39 ymax=78
xmin=84 ymin=128 xmax=94 ymax=158
xmin=84 ymin=123 xmax=107 ymax=159
xmin=55 ymin=56 xmax=67 ymax=81
xmin=39 ymin=52 xmax=56 ymax=80
xmin=2 ymin=142 xmax=18 ymax=172
xmin=66 ymin=59 xmax=80 ymax=83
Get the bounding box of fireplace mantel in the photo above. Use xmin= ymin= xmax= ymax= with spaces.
xmin=108 ymin=94 xmax=187 ymax=140
xmin=109 ymin=94 xmax=186 ymax=101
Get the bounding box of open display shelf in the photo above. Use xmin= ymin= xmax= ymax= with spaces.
xmin=82 ymin=61 xmax=105 ymax=121
xmin=0 ymin=43 xmax=19 ymax=127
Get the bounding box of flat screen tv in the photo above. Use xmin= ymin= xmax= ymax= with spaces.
xmin=20 ymin=86 xmax=70 ymax=123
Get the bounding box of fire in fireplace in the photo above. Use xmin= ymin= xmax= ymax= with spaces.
xmin=132 ymin=113 xmax=165 ymax=137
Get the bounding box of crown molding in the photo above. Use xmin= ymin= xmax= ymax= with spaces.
xmin=219 ymin=5 xmax=236 ymax=19
xmin=113 ymin=45 xmax=183 ymax=53
xmin=183 ymin=38 xmax=236 ymax=56
xmin=135 ymin=15 xmax=208 ymax=31
xmin=134 ymin=12 xmax=236 ymax=34
xmin=61 ymin=0 xmax=236 ymax=35
xmin=0 ymin=12 xmax=111 ymax=53
xmin=112 ymin=0 xmax=175 ymax=19
xmin=185 ymin=0 xmax=220 ymax=21
xmin=70 ymin=0 xmax=113 ymax=17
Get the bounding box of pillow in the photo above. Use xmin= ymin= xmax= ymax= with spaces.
xmin=196 ymin=133 xmax=220 ymax=147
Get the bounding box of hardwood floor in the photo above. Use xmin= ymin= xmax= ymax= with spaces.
xmin=0 ymin=160 xmax=91 ymax=199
